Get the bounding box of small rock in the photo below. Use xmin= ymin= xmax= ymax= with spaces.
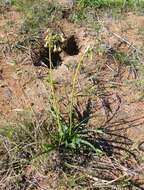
xmin=138 ymin=141 xmax=144 ymax=152
xmin=58 ymin=0 xmax=75 ymax=8
xmin=4 ymin=0 xmax=12 ymax=5
xmin=3 ymin=87 xmax=12 ymax=100
xmin=0 ymin=81 xmax=7 ymax=88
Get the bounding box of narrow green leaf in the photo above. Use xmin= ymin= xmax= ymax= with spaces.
xmin=42 ymin=143 xmax=55 ymax=152
xmin=78 ymin=138 xmax=103 ymax=154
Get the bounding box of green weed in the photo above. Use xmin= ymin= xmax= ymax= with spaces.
xmin=12 ymin=0 xmax=60 ymax=34
xmin=127 ymin=64 xmax=144 ymax=92
xmin=114 ymin=51 xmax=139 ymax=66
xmin=71 ymin=0 xmax=144 ymax=24
xmin=0 ymin=120 xmax=49 ymax=189
xmin=76 ymin=0 xmax=144 ymax=8
xmin=44 ymin=31 xmax=104 ymax=155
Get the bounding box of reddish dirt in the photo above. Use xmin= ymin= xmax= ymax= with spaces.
xmin=103 ymin=12 xmax=144 ymax=48
xmin=0 ymin=8 xmax=144 ymax=149
xmin=0 ymin=3 xmax=144 ymax=154
xmin=0 ymin=5 xmax=144 ymax=189
xmin=102 ymin=12 xmax=144 ymax=148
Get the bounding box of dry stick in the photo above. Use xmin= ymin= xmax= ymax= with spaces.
xmin=87 ymin=155 xmax=139 ymax=187
xmin=86 ymin=174 xmax=112 ymax=185
xmin=65 ymin=158 xmax=131 ymax=188
xmin=111 ymin=32 xmax=136 ymax=48
xmin=87 ymin=173 xmax=127 ymax=186
xmin=105 ymin=64 xmax=115 ymax=72
xmin=82 ymin=163 xmax=128 ymax=188
xmin=0 ymin=169 xmax=13 ymax=187
xmin=104 ymin=24 xmax=142 ymax=56
xmin=111 ymin=31 xmax=143 ymax=61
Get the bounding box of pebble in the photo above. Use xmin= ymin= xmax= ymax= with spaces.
xmin=58 ymin=0 xmax=75 ymax=8
xmin=3 ymin=0 xmax=12 ymax=5
xmin=0 ymin=81 xmax=6 ymax=88
xmin=3 ymin=87 xmax=12 ymax=100
xmin=138 ymin=141 xmax=144 ymax=152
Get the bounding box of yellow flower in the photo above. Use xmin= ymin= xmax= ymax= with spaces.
xmin=53 ymin=45 xmax=57 ymax=52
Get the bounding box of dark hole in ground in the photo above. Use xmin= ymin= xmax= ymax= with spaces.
xmin=32 ymin=46 xmax=62 ymax=68
xmin=63 ymin=35 xmax=79 ymax=56
xmin=32 ymin=35 xmax=79 ymax=68
xmin=62 ymin=9 xmax=71 ymax=19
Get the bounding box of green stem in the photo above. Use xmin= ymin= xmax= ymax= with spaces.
xmin=48 ymin=41 xmax=62 ymax=142
xmin=69 ymin=54 xmax=85 ymax=136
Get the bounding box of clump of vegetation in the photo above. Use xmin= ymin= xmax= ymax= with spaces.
xmin=43 ymin=31 xmax=104 ymax=154
xmin=11 ymin=0 xmax=61 ymax=34
xmin=71 ymin=0 xmax=144 ymax=24
xmin=76 ymin=0 xmax=144 ymax=8
xmin=0 ymin=109 xmax=140 ymax=189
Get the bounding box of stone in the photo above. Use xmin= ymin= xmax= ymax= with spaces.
xmin=57 ymin=0 xmax=75 ymax=8
xmin=3 ymin=87 xmax=12 ymax=100
xmin=138 ymin=141 xmax=144 ymax=152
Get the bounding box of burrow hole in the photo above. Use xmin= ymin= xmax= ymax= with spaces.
xmin=33 ymin=35 xmax=80 ymax=69
xmin=63 ymin=35 xmax=79 ymax=56
xmin=39 ymin=47 xmax=62 ymax=68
